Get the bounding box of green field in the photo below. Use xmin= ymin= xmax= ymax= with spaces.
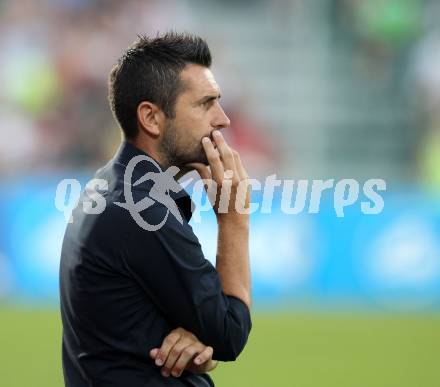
xmin=1 ymin=307 xmax=439 ymax=387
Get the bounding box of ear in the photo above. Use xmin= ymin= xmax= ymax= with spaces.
xmin=137 ymin=101 xmax=164 ymax=137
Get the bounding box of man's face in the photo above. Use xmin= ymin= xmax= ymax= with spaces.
xmin=160 ymin=64 xmax=230 ymax=167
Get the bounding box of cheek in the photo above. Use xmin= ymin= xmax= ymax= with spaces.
xmin=180 ymin=110 xmax=210 ymax=137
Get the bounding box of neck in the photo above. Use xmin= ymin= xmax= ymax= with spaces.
xmin=125 ymin=135 xmax=192 ymax=181
xmin=127 ymin=136 xmax=168 ymax=169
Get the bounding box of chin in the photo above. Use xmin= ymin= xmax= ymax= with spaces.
xmin=191 ymin=147 xmax=208 ymax=165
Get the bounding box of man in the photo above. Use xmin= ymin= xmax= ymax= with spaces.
xmin=60 ymin=32 xmax=252 ymax=387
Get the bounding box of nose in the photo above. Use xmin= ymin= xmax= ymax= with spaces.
xmin=212 ymin=103 xmax=230 ymax=130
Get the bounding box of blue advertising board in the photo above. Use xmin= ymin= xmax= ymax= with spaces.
xmin=0 ymin=174 xmax=439 ymax=310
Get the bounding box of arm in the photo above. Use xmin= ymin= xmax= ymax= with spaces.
xmin=123 ymin=197 xmax=251 ymax=361
xmin=123 ymin=132 xmax=252 ymax=361
xmin=191 ymin=130 xmax=251 ymax=308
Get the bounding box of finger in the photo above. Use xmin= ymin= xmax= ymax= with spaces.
xmin=162 ymin=338 xmax=194 ymax=377
xmin=150 ymin=348 xmax=159 ymax=359
xmin=185 ymin=163 xmax=215 ymax=197
xmin=156 ymin=331 xmax=181 ymax=367
xmin=232 ymin=149 xmax=248 ymax=181
xmin=202 ymin=137 xmax=224 ymax=184
xmin=171 ymin=343 xmax=204 ymax=377
xmin=212 ymin=130 xmax=236 ymax=172
xmin=194 ymin=346 xmax=213 ymax=366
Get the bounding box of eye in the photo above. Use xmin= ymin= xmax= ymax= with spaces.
xmin=201 ymin=97 xmax=217 ymax=108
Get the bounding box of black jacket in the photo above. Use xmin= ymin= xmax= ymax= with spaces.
xmin=60 ymin=141 xmax=251 ymax=386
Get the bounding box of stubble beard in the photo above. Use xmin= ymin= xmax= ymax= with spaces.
xmin=159 ymin=120 xmax=208 ymax=170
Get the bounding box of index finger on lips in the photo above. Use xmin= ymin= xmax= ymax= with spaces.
xmin=212 ymin=130 xmax=236 ymax=173
xmin=202 ymin=137 xmax=224 ymax=184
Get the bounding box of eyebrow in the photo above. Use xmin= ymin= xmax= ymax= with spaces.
xmin=196 ymin=93 xmax=221 ymax=105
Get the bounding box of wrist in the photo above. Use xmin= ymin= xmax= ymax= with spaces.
xmin=216 ymin=213 xmax=249 ymax=228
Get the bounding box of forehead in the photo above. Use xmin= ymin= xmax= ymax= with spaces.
xmin=179 ymin=64 xmax=220 ymax=96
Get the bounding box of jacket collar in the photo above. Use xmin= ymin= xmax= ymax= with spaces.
xmin=113 ymin=141 xmax=193 ymax=222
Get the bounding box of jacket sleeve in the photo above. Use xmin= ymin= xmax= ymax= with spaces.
xmin=122 ymin=204 xmax=252 ymax=361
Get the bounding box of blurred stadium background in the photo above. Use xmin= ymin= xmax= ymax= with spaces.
xmin=1 ymin=0 xmax=440 ymax=386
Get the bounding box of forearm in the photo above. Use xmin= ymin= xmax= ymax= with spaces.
xmin=216 ymin=217 xmax=251 ymax=309
xmin=190 ymin=131 xmax=252 ymax=309
xmin=186 ymin=131 xmax=252 ymax=361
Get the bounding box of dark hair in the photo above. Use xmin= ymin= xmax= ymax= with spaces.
xmin=108 ymin=32 xmax=212 ymax=139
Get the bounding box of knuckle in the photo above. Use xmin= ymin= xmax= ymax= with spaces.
xmin=175 ymin=328 xmax=186 ymax=336
xmin=224 ymin=169 xmax=234 ymax=179
xmin=170 ymin=347 xmax=180 ymax=358
xmin=181 ymin=338 xmax=194 ymax=348
xmin=189 ymin=332 xmax=197 ymax=340
xmin=179 ymin=331 xmax=189 ymax=340
xmin=157 ymin=349 xmax=165 ymax=359
xmin=163 ymin=337 xmax=172 ymax=346
xmin=207 ymin=153 xmax=218 ymax=162
xmin=162 ymin=340 xmax=172 ymax=349
xmin=206 ymin=150 xmax=219 ymax=159
xmin=223 ymin=150 xmax=234 ymax=161
xmin=167 ymin=332 xmax=179 ymax=342
xmin=183 ymin=331 xmax=195 ymax=340
xmin=183 ymin=347 xmax=194 ymax=357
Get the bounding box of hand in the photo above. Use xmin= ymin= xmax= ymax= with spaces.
xmin=187 ymin=130 xmax=250 ymax=223
xmin=149 ymin=327 xmax=218 ymax=378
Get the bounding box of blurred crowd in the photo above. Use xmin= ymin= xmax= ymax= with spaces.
xmin=1 ymin=0 xmax=440 ymax=187
xmin=0 ymin=0 xmax=276 ymax=177
xmin=331 ymin=0 xmax=440 ymax=189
